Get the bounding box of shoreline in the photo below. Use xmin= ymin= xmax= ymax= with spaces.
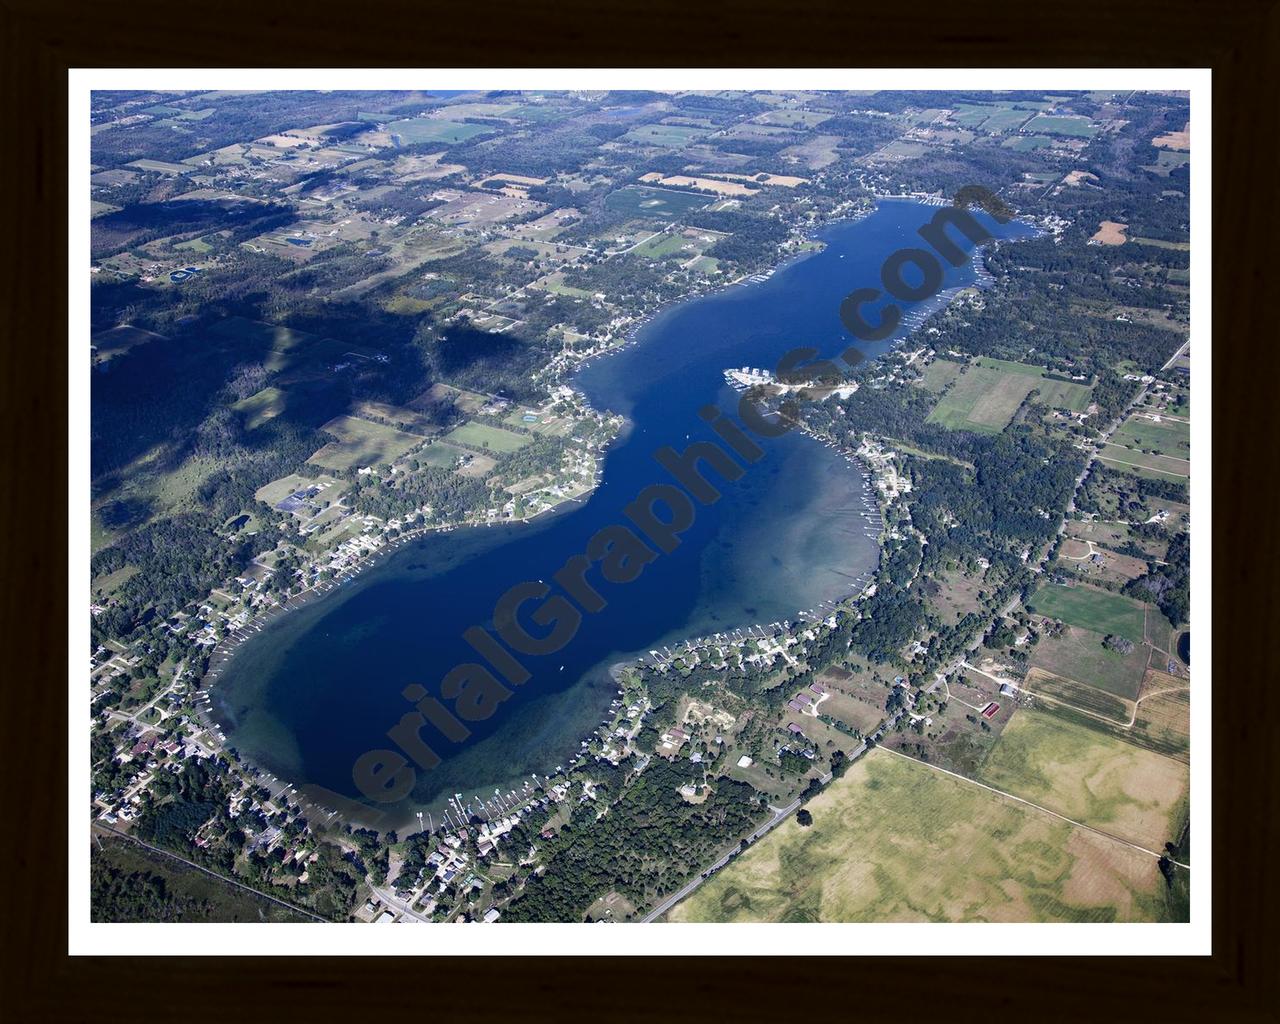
xmin=192 ymin=197 xmax=952 ymax=833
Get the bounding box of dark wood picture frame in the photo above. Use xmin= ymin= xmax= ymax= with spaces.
xmin=3 ymin=0 xmax=1275 ymax=1018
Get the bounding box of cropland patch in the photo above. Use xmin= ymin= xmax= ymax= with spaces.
xmin=1024 ymin=114 xmax=1099 ymax=138
xmin=442 ymin=421 xmax=531 ymax=454
xmin=385 ymin=118 xmax=493 ymax=145
xmin=1028 ymin=624 xmax=1149 ymax=700
xmin=1091 ymin=221 xmax=1128 ymax=245
xmin=670 ymin=748 xmax=1181 ymax=922
xmin=604 ymin=186 xmax=712 ymax=222
xmin=1029 ymin=583 xmax=1146 ymax=639
xmin=307 ymin=415 xmax=427 ymax=471
xmin=979 ymin=708 xmax=1188 ymax=851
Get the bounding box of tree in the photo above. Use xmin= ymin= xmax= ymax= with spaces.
xmin=795 ymin=809 xmax=813 ymax=827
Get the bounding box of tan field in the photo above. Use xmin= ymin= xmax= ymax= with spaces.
xmin=669 ymin=748 xmax=1180 ymax=923
xmin=979 ymin=708 xmax=1189 ymax=851
xmin=637 ymin=172 xmax=759 ymax=197
xmin=1091 ymin=221 xmax=1129 ymax=245
xmin=1153 ymin=123 xmax=1190 ymax=150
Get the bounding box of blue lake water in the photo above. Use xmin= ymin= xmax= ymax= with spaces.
xmin=211 ymin=200 xmax=1032 ymax=827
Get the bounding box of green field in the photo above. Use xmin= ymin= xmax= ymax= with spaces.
xmin=917 ymin=358 xmax=964 ymax=393
xmin=979 ymin=708 xmax=1189 ymax=851
xmin=386 ymin=118 xmax=493 ymax=145
xmin=1099 ymin=446 xmax=1189 ymax=480
xmin=978 ymin=108 xmax=1033 ymax=132
xmin=307 ymin=415 xmax=426 ymax=471
xmin=442 ymin=421 xmax=531 ymax=453
xmin=1130 ymin=236 xmax=1190 ymax=251
xmin=417 ymin=441 xmax=467 ymax=468
xmin=927 ymin=362 xmax=1029 ymax=432
xmin=604 ymin=186 xmax=711 ymax=221
xmin=1003 ymin=135 xmax=1055 ymax=151
xmin=1028 ymin=583 xmax=1147 ymax=639
xmin=1030 ymin=676 xmax=1190 ymax=762
xmin=231 ymin=386 xmax=286 ymax=430
xmin=974 ymin=357 xmax=1093 ymax=411
xmin=1026 ymin=669 xmax=1130 ymax=724
xmin=753 ymin=109 xmax=832 ymax=129
xmin=670 ymin=749 xmax=1181 ymax=923
xmin=1141 ymin=150 xmax=1191 ymax=177
xmin=632 ymin=232 xmax=687 ymax=259
xmin=1024 ymin=114 xmax=1099 ymax=138
xmin=951 ymin=103 xmax=1000 ymax=128
xmin=620 ymin=124 xmax=710 ymax=148
xmin=126 ymin=158 xmax=193 ymax=175
xmin=926 ymin=358 xmax=1091 ymax=432
xmin=1111 ymin=416 xmax=1190 ymax=459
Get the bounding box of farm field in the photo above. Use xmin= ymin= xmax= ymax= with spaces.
xmin=926 ymin=361 xmax=1031 ymax=432
xmin=620 ymin=124 xmax=709 ymax=148
xmin=670 ymin=748 xmax=1182 ymax=923
xmin=1024 ymin=667 xmax=1130 ymax=724
xmin=442 ymin=421 xmax=531 ymax=453
xmin=927 ymin=357 xmax=1092 ymax=433
xmin=973 ymin=357 xmax=1093 ymax=410
xmin=1024 ymin=669 xmax=1190 ymax=763
xmin=1024 ymin=114 xmax=1099 ymax=137
xmin=1003 ymin=135 xmax=1055 ymax=151
xmin=979 ymin=708 xmax=1189 ymax=851
xmin=752 ymin=109 xmax=832 ymax=129
xmin=231 ymin=386 xmax=286 ymax=430
xmin=1099 ymin=445 xmax=1189 ymax=480
xmin=91 ymin=324 xmax=168 ymax=365
xmin=1111 ymin=415 xmax=1190 ymax=459
xmin=1028 ymin=624 xmax=1149 ymax=700
xmin=1141 ymin=150 xmax=1191 ymax=176
xmin=126 ymin=158 xmax=192 ymax=175
xmin=1028 ymin=583 xmax=1146 ymax=639
xmin=916 ymin=358 xmax=962 ymax=394
xmin=385 ymin=118 xmax=492 ymax=145
xmin=604 ymin=186 xmax=711 ymax=222
xmin=307 ymin=415 xmax=427 ymax=471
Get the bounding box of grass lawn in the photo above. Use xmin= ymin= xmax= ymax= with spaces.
xmin=442 ymin=421 xmax=531 ymax=454
xmin=1028 ymin=583 xmax=1147 ymax=639
xmin=670 ymin=748 xmax=1181 ymax=922
xmin=979 ymin=708 xmax=1189 ymax=851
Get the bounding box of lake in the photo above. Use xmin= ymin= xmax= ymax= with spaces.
xmin=211 ymin=199 xmax=1032 ymax=828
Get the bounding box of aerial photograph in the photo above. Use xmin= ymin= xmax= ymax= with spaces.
xmin=84 ymin=81 xmax=1196 ymax=932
